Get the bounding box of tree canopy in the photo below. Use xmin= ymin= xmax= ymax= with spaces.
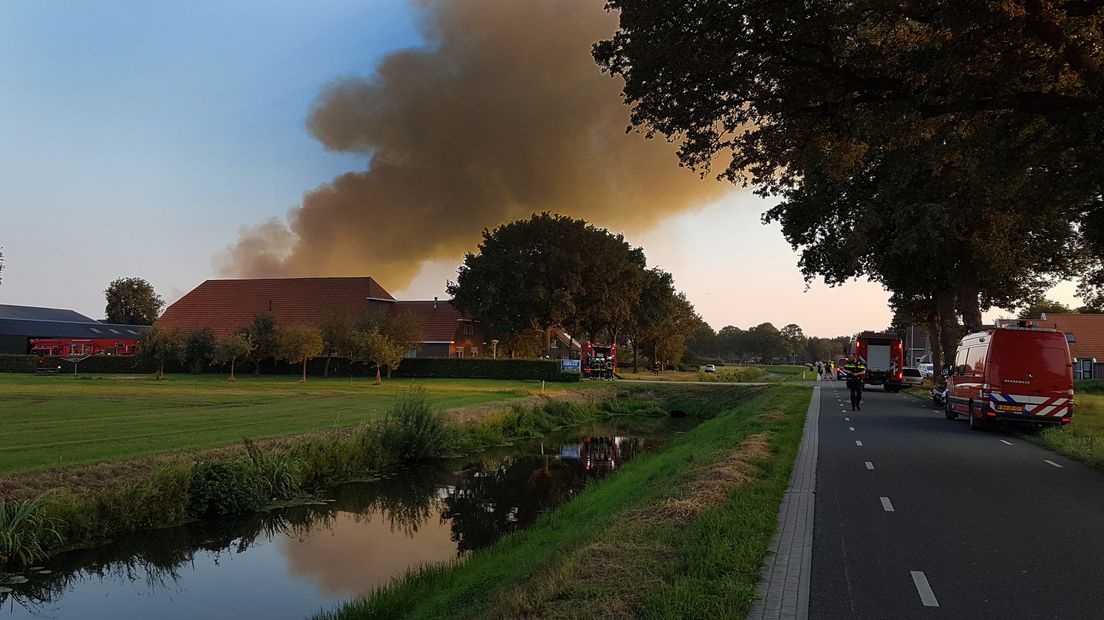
xmin=596 ymin=1 xmax=1104 ymax=359
xmin=105 ymin=277 xmax=164 ymax=325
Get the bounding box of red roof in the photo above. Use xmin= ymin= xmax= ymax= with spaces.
xmin=391 ymin=300 xmax=471 ymax=343
xmin=1035 ymin=313 xmax=1104 ymax=360
xmin=158 ymin=277 xmax=395 ymax=337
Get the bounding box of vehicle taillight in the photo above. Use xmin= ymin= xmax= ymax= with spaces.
xmin=1062 ymin=417 xmax=1071 ymax=423
xmin=986 ymin=412 xmax=997 ymax=417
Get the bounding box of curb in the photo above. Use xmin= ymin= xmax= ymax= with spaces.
xmin=749 ymin=386 xmax=820 ymax=620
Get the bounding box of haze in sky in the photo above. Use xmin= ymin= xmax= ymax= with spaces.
xmin=0 ymin=1 xmax=1083 ymax=337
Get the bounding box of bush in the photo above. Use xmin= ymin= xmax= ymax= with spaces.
xmin=188 ymin=461 xmax=262 ymax=517
xmin=1076 ymin=379 xmax=1104 ymax=394
xmin=380 ymin=389 xmax=450 ymax=461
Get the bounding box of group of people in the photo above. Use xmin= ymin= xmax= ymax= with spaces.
xmin=814 ymin=360 xmax=836 ymax=381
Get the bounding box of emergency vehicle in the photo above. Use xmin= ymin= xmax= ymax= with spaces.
xmin=581 ymin=341 xmax=616 ymax=380
xmin=944 ymin=320 xmax=1074 ymax=430
xmin=849 ymin=331 xmax=905 ymax=392
xmin=30 ymin=338 xmax=138 ymax=357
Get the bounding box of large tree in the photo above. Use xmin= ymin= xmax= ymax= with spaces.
xmin=595 ymin=1 xmax=1102 ymax=339
xmin=213 ymin=333 xmax=253 ymax=382
xmin=449 ymin=213 xmax=646 ymax=355
xmin=105 ymin=277 xmax=164 ymax=325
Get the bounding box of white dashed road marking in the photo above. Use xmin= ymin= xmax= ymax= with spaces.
xmin=1045 ymin=460 xmax=1064 ymax=468
xmin=910 ymin=571 xmax=939 ymax=607
xmin=845 ymin=417 xmax=850 ymax=421
xmin=855 ymin=440 xmax=863 ymax=446
xmin=1000 ymin=439 xmax=1013 ymax=446
xmin=865 ymin=461 xmax=874 ymax=470
xmin=848 ymin=426 xmax=855 ymax=431
xmin=880 ymin=497 xmax=895 ymax=512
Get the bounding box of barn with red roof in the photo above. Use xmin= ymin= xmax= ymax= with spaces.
xmin=157 ymin=277 xmax=482 ymax=358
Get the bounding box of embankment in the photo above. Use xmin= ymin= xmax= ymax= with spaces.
xmin=319 ymin=384 xmax=810 ymax=620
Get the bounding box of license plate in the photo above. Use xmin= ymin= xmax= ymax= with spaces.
xmin=996 ymin=403 xmax=1024 ymax=413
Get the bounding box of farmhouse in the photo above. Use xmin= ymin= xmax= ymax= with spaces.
xmin=0 ymin=304 xmax=147 ymax=355
xmin=1034 ymin=313 xmax=1104 ymax=379
xmin=157 ymin=277 xmax=483 ymax=358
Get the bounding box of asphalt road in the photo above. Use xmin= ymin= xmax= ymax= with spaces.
xmin=810 ymin=383 xmax=1104 ymax=619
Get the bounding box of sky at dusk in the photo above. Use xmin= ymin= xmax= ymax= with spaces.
xmin=0 ymin=1 xmax=1083 ymax=338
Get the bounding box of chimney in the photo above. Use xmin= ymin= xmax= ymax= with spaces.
xmin=433 ymin=296 xmax=438 ymax=310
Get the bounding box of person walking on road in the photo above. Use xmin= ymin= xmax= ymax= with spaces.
xmin=843 ymin=355 xmax=867 ymax=410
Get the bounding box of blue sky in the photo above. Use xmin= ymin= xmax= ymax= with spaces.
xmin=0 ymin=2 xmax=1081 ymax=336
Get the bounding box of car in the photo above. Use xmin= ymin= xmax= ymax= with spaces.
xmin=703 ymin=364 xmax=717 ymax=373
xmin=902 ymin=367 xmax=923 ymax=387
xmin=918 ymin=363 xmax=934 ymax=378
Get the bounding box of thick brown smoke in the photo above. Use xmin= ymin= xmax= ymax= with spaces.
xmin=219 ymin=0 xmax=726 ymax=287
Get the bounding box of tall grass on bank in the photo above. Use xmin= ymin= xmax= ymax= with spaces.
xmin=0 ymin=492 xmax=62 ymax=567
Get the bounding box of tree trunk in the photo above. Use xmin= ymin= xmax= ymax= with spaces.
xmin=229 ymin=357 xmax=236 ymax=382
xmin=936 ymin=289 xmax=959 ymax=372
xmin=543 ymin=325 xmax=553 ymax=357
xmin=255 ymin=358 xmax=261 ymax=376
xmin=157 ymin=360 xmax=165 ymax=381
xmin=956 ymin=262 xmax=983 ymax=329
xmin=925 ymin=317 xmax=943 ymax=384
xmin=301 ymin=359 xmax=307 ymax=383
xmin=324 ymin=353 xmax=332 ymax=377
xmin=374 ymin=365 xmax=382 ymax=385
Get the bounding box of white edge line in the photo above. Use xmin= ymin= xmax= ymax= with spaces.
xmin=1044 ymin=459 xmax=1063 ymax=468
xmin=880 ymin=496 xmax=894 ymax=512
xmin=1000 ymin=439 xmax=1013 ymax=446
xmin=910 ymin=571 xmax=939 ymax=607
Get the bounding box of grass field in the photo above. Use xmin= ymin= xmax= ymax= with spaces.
xmin=618 ymin=364 xmax=812 ymax=383
xmin=0 ymin=374 xmax=590 ymax=476
xmin=319 ymin=384 xmax=810 ymax=620
xmin=1031 ymin=393 xmax=1104 ymax=467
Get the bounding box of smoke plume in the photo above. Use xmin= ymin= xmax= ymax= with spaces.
xmin=218 ymin=0 xmax=726 ymax=287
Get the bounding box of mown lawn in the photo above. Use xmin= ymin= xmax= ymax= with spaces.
xmin=0 ymin=374 xmax=591 ymax=475
xmin=319 ymin=384 xmax=810 ymax=620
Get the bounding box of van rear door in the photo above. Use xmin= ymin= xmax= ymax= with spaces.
xmin=989 ymin=332 xmax=1073 ymax=419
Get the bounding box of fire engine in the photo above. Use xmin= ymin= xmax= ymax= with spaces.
xmin=30 ymin=338 xmax=139 ymax=357
xmin=849 ymin=331 xmax=904 ymax=392
xmin=581 ymin=341 xmax=616 ymax=380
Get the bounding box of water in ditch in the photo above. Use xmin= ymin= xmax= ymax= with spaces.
xmin=1 ymin=419 xmax=686 ymax=619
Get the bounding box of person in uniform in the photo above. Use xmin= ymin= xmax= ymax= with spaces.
xmin=844 ymin=355 xmax=867 ymax=410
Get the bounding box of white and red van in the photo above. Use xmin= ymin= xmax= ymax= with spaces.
xmin=945 ymin=321 xmax=1074 ymax=430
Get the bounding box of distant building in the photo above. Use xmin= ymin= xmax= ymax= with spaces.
xmin=157 ymin=277 xmax=482 ymax=359
xmin=0 ymin=304 xmax=147 ymax=355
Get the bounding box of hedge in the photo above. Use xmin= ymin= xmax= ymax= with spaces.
xmin=391 ymin=358 xmax=579 ymax=382
xmin=0 ymin=353 xmax=578 ymax=381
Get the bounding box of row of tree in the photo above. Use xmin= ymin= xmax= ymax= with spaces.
xmin=595 ymin=1 xmax=1104 ymax=372
xmin=688 ymin=323 xmax=850 ymax=365
xmin=447 ymin=213 xmax=700 ymax=372
xmin=140 ymin=309 xmax=421 ymax=383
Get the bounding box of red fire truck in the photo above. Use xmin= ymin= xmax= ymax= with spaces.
xmin=581 ymin=341 xmax=616 ymax=380
xmin=849 ymin=331 xmax=905 ymax=392
xmin=945 ymin=321 xmax=1073 ymax=431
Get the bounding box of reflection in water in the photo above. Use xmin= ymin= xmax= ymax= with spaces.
xmin=1 ymin=430 xmax=667 ymax=620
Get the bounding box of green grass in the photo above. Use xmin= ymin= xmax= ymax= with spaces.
xmin=1030 ymin=393 xmax=1104 ymax=467
xmin=318 ymin=384 xmax=810 ymax=620
xmin=0 ymin=374 xmax=591 ymax=475
xmin=619 ymin=364 xmax=811 ymax=383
